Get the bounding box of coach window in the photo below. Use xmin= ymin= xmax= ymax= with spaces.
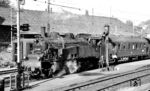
xmin=144 ymin=43 xmax=146 ymax=47
xmin=128 ymin=43 xmax=130 ymax=49
xmin=141 ymin=43 xmax=143 ymax=48
xmin=139 ymin=43 xmax=141 ymax=48
xmin=135 ymin=43 xmax=137 ymax=49
xmin=137 ymin=43 xmax=139 ymax=49
xmin=132 ymin=44 xmax=135 ymax=50
xmin=123 ymin=44 xmax=126 ymax=50
xmin=29 ymin=43 xmax=33 ymax=54
xmin=118 ymin=43 xmax=120 ymax=50
xmin=121 ymin=44 xmax=123 ymax=49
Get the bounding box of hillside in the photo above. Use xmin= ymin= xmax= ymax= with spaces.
xmin=0 ymin=7 xmax=134 ymax=35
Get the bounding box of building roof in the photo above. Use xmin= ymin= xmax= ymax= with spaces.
xmin=0 ymin=7 xmax=45 ymax=33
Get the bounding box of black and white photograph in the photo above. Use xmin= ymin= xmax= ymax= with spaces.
xmin=0 ymin=0 xmax=150 ymax=91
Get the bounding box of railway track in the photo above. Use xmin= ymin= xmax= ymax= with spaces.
xmin=3 ymin=60 xmax=149 ymax=91
xmin=52 ymin=65 xmax=150 ymax=91
xmin=0 ymin=68 xmax=17 ymax=75
xmin=3 ymin=61 xmax=150 ymax=90
xmin=0 ymin=68 xmax=17 ymax=87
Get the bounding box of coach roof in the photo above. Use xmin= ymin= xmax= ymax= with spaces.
xmin=110 ymin=36 xmax=148 ymax=43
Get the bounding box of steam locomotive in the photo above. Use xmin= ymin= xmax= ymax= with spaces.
xmin=12 ymin=31 xmax=150 ymax=78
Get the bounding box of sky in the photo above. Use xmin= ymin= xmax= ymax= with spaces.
xmin=9 ymin=0 xmax=150 ymax=25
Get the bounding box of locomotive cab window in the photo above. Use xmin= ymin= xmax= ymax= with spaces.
xmin=118 ymin=43 xmax=120 ymax=50
xmin=135 ymin=43 xmax=137 ymax=49
xmin=138 ymin=43 xmax=141 ymax=49
xmin=29 ymin=43 xmax=33 ymax=54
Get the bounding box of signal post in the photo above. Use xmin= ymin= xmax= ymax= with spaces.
xmin=16 ymin=0 xmax=21 ymax=90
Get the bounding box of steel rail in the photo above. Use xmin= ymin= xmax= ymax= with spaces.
xmin=54 ymin=65 xmax=150 ymax=91
xmin=0 ymin=68 xmax=17 ymax=75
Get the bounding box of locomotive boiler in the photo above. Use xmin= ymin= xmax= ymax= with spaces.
xmin=32 ymin=33 xmax=102 ymax=77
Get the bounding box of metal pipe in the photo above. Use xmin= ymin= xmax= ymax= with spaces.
xmin=16 ymin=0 xmax=21 ymax=90
xmin=47 ymin=0 xmax=50 ymax=33
xmin=17 ymin=0 xmax=20 ymax=67
xmin=104 ymin=25 xmax=110 ymax=70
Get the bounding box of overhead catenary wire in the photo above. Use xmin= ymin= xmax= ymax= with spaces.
xmin=33 ymin=0 xmax=81 ymax=11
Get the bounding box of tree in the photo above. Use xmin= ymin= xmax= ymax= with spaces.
xmin=0 ymin=0 xmax=10 ymax=8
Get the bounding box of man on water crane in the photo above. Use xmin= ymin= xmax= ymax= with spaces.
xmin=99 ymin=24 xmax=110 ymax=70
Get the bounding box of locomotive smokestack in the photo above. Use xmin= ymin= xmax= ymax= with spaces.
xmin=41 ymin=26 xmax=46 ymax=38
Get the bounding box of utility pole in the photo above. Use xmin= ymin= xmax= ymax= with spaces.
xmin=50 ymin=3 xmax=80 ymax=11
xmin=47 ymin=0 xmax=50 ymax=33
xmin=44 ymin=0 xmax=81 ymax=33
xmin=92 ymin=8 xmax=94 ymax=34
xmin=109 ymin=6 xmax=112 ymax=25
xmin=10 ymin=7 xmax=13 ymax=46
xmin=16 ymin=0 xmax=21 ymax=90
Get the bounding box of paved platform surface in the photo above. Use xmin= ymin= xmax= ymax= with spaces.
xmin=5 ymin=59 xmax=150 ymax=91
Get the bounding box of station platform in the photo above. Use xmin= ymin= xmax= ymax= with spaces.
xmin=5 ymin=59 xmax=150 ymax=91
xmin=117 ymin=83 xmax=150 ymax=91
xmin=115 ymin=59 xmax=150 ymax=72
